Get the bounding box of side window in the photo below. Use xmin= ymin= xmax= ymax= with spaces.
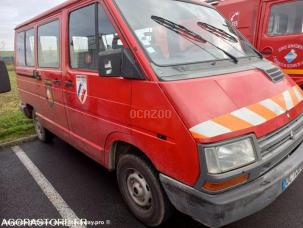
xmin=25 ymin=29 xmax=35 ymax=67
xmin=69 ymin=4 xmax=123 ymax=71
xmin=69 ymin=5 xmax=97 ymax=70
xmin=268 ymin=1 xmax=303 ymax=36
xmin=16 ymin=32 xmax=25 ymax=66
xmin=38 ymin=20 xmax=60 ymax=68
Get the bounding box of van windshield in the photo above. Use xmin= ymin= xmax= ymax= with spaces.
xmin=115 ymin=0 xmax=259 ymax=66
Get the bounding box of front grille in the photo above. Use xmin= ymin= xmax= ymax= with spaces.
xmin=265 ymin=67 xmax=285 ymax=82
xmin=258 ymin=115 xmax=303 ymax=158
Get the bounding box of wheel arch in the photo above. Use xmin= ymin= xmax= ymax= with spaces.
xmin=104 ymin=132 xmax=157 ymax=172
xmin=21 ymin=103 xmax=34 ymax=119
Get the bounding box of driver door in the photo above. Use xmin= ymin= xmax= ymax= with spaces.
xmin=63 ymin=2 xmax=132 ymax=162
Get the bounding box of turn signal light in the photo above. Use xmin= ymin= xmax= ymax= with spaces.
xmin=203 ymin=174 xmax=249 ymax=192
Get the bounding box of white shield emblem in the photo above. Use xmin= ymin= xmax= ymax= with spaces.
xmin=76 ymin=75 xmax=88 ymax=104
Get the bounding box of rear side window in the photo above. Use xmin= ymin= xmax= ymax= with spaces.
xmin=268 ymin=1 xmax=303 ymax=36
xmin=25 ymin=29 xmax=35 ymax=67
xmin=16 ymin=32 xmax=25 ymax=66
xmin=16 ymin=29 xmax=35 ymax=67
xmin=69 ymin=4 xmax=123 ymax=71
xmin=38 ymin=20 xmax=60 ymax=68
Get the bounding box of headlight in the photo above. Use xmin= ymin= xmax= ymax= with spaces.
xmin=205 ymin=138 xmax=256 ymax=174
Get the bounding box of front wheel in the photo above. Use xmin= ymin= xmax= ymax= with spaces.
xmin=117 ymin=154 xmax=173 ymax=227
xmin=32 ymin=110 xmax=53 ymax=143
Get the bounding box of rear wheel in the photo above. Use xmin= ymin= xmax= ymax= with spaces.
xmin=117 ymin=154 xmax=173 ymax=227
xmin=32 ymin=110 xmax=53 ymax=143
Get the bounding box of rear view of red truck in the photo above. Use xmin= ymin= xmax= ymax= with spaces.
xmin=212 ymin=0 xmax=303 ymax=85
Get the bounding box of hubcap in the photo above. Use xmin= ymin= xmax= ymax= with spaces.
xmin=126 ymin=169 xmax=152 ymax=208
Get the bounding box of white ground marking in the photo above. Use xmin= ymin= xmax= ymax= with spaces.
xmin=11 ymin=146 xmax=86 ymax=228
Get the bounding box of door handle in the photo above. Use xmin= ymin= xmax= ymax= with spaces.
xmin=260 ymin=47 xmax=273 ymax=56
xmin=64 ymin=80 xmax=73 ymax=88
xmin=33 ymin=70 xmax=41 ymax=81
xmin=53 ymin=79 xmax=61 ymax=86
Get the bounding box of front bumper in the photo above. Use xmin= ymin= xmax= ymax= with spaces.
xmin=160 ymin=141 xmax=303 ymax=227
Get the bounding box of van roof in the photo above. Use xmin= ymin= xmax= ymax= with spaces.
xmin=15 ymin=0 xmax=214 ymax=30
xmin=15 ymin=0 xmax=77 ymax=30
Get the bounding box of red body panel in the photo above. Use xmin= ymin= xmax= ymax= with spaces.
xmin=14 ymin=0 xmax=303 ymax=187
xmin=216 ymin=0 xmax=303 ymax=86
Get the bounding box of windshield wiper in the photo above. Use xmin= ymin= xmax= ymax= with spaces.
xmin=151 ymin=16 xmax=238 ymax=64
xmin=197 ymin=22 xmax=238 ymax=43
xmin=200 ymin=21 xmax=263 ymax=60
xmin=151 ymin=16 xmax=207 ymax=44
xmin=236 ymin=31 xmax=263 ymax=59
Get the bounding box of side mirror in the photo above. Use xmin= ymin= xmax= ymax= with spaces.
xmin=98 ymin=48 xmax=144 ymax=80
xmin=0 ymin=61 xmax=11 ymax=93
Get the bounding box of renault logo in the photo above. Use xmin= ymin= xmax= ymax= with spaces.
xmin=286 ymin=111 xmax=291 ymax=119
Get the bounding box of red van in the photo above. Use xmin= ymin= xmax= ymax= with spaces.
xmin=211 ymin=0 xmax=303 ymax=86
xmin=14 ymin=0 xmax=303 ymax=227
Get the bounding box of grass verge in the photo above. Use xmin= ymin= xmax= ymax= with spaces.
xmin=0 ymin=66 xmax=35 ymax=144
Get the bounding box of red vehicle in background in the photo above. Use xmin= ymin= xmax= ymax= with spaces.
xmin=210 ymin=0 xmax=303 ymax=86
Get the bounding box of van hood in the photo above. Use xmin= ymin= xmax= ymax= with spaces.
xmin=160 ymin=68 xmax=303 ymax=143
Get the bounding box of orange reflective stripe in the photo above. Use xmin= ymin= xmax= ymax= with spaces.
xmin=213 ymin=114 xmax=252 ymax=132
xmin=189 ymin=86 xmax=303 ymax=139
xmin=283 ymin=69 xmax=303 ymax=75
xmin=248 ymin=103 xmax=277 ymax=120
xmin=191 ymin=131 xmax=207 ymax=139
xmin=271 ymin=94 xmax=287 ymax=110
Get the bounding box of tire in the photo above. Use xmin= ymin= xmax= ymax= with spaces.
xmin=117 ymin=154 xmax=173 ymax=227
xmin=32 ymin=110 xmax=53 ymax=143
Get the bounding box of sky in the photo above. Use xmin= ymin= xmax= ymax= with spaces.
xmin=0 ymin=0 xmax=66 ymax=51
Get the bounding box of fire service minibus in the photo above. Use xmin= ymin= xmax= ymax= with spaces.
xmin=13 ymin=0 xmax=303 ymax=227
xmin=209 ymin=0 xmax=303 ymax=86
